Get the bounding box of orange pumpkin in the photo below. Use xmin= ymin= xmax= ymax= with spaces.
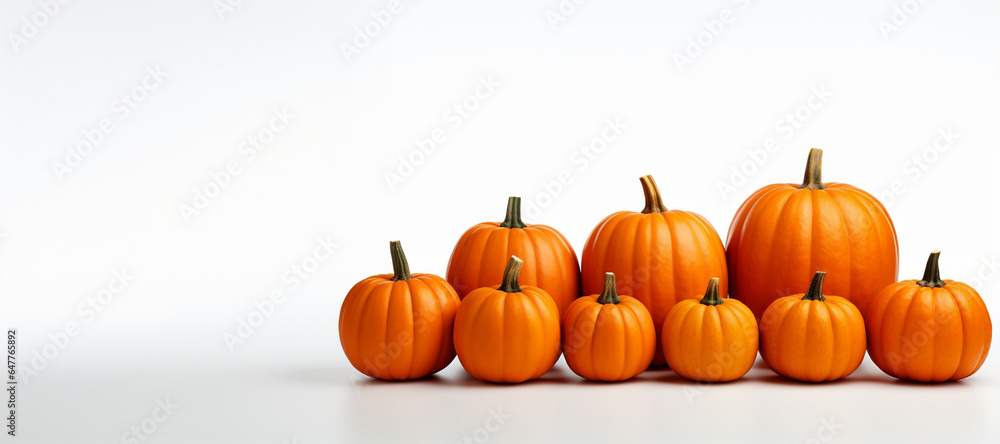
xmin=759 ymin=271 xmax=867 ymax=382
xmin=581 ymin=175 xmax=728 ymax=366
xmin=453 ymin=256 xmax=561 ymax=383
xmin=447 ymin=196 xmax=581 ymax=317
xmin=562 ymin=272 xmax=656 ymax=381
xmin=662 ymin=277 xmax=758 ymax=382
xmin=867 ymin=251 xmax=992 ymax=382
xmin=339 ymin=241 xmax=461 ymax=380
xmin=726 ymin=148 xmax=899 ymax=320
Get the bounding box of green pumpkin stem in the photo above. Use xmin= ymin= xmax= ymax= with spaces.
xmin=801 ymin=271 xmax=827 ymax=301
xmin=917 ymin=250 xmax=946 ymax=288
xmin=389 ymin=240 xmax=412 ymax=281
xmin=640 ymin=175 xmax=668 ymax=214
xmin=498 ymin=256 xmax=524 ymax=293
xmin=499 ymin=196 xmax=527 ymax=229
xmin=597 ymin=273 xmax=621 ymax=305
xmin=699 ymin=277 xmax=724 ymax=306
xmin=799 ymin=148 xmax=826 ymax=190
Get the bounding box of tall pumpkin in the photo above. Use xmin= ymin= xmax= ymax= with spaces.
xmin=581 ymin=175 xmax=728 ymax=366
xmin=726 ymin=148 xmax=898 ymax=319
xmin=339 ymin=241 xmax=461 ymax=380
xmin=447 ymin=196 xmax=580 ymax=317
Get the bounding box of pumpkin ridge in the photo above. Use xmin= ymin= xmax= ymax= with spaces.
xmin=587 ymin=305 xmax=606 ymax=379
xmin=759 ymin=189 xmax=798 ymax=309
xmin=482 ymin=228 xmax=512 ymax=291
xmin=942 ymin=285 xmax=971 ymax=380
xmin=407 ymin=278 xmax=436 ymax=378
xmin=362 ymin=282 xmax=392 ymax=376
xmin=343 ymin=278 xmax=379 ymax=372
xmin=458 ymin=224 xmax=493 ymax=296
xmin=467 ymin=292 xmax=496 ymax=380
xmin=527 ymin=288 xmax=558 ymax=380
xmin=728 ymin=184 xmax=789 ymax=301
xmin=894 ymin=285 xmax=925 ymax=379
xmin=426 ymin=278 xmax=454 ymax=373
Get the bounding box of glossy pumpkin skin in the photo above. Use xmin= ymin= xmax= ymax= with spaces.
xmin=454 ymin=256 xmax=561 ymax=383
xmin=759 ymin=272 xmax=867 ymax=382
xmin=562 ymin=273 xmax=656 ymax=381
xmin=867 ymin=252 xmax=992 ymax=382
xmin=447 ymin=196 xmax=581 ymax=317
xmin=726 ymin=148 xmax=899 ymax=320
xmin=582 ymin=175 xmax=728 ymax=366
xmin=663 ymin=278 xmax=758 ymax=382
xmin=339 ymin=241 xmax=461 ymax=380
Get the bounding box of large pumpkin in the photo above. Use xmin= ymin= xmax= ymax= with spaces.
xmin=866 ymin=251 xmax=992 ymax=382
xmin=759 ymin=271 xmax=867 ymax=382
xmin=453 ymin=256 xmax=561 ymax=383
xmin=339 ymin=241 xmax=461 ymax=380
xmin=662 ymin=277 xmax=758 ymax=382
xmin=562 ymin=272 xmax=656 ymax=381
xmin=581 ymin=175 xmax=728 ymax=366
xmin=726 ymin=148 xmax=898 ymax=319
xmin=447 ymin=196 xmax=581 ymax=317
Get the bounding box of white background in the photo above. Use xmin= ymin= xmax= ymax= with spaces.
xmin=1 ymin=0 xmax=999 ymax=443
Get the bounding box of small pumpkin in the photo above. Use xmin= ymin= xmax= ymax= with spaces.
xmin=339 ymin=241 xmax=461 ymax=380
xmin=662 ymin=277 xmax=758 ymax=382
xmin=759 ymin=271 xmax=866 ymax=382
xmin=581 ymin=175 xmax=728 ymax=366
xmin=866 ymin=251 xmax=992 ymax=382
xmin=726 ymin=148 xmax=899 ymax=319
xmin=453 ymin=256 xmax=561 ymax=383
xmin=447 ymin=196 xmax=581 ymax=317
xmin=562 ymin=272 xmax=656 ymax=381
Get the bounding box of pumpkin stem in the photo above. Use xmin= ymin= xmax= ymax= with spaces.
xmin=640 ymin=175 xmax=668 ymax=213
xmin=597 ymin=273 xmax=621 ymax=304
xmin=799 ymin=148 xmax=826 ymax=190
xmin=801 ymin=271 xmax=827 ymax=301
xmin=497 ymin=256 xmax=524 ymax=293
xmin=389 ymin=240 xmax=412 ymax=281
xmin=499 ymin=196 xmax=527 ymax=229
xmin=699 ymin=277 xmax=724 ymax=306
xmin=917 ymin=250 xmax=946 ymax=288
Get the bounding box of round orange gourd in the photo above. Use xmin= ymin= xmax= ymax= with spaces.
xmin=867 ymin=251 xmax=992 ymax=382
xmin=726 ymin=148 xmax=899 ymax=319
xmin=581 ymin=175 xmax=728 ymax=366
xmin=339 ymin=241 xmax=461 ymax=380
xmin=447 ymin=196 xmax=581 ymax=317
xmin=759 ymin=272 xmax=867 ymax=382
xmin=453 ymin=256 xmax=561 ymax=383
xmin=562 ymin=273 xmax=656 ymax=381
xmin=663 ymin=277 xmax=758 ymax=382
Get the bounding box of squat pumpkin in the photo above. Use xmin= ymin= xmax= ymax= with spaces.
xmin=447 ymin=196 xmax=581 ymax=317
xmin=582 ymin=175 xmax=728 ymax=366
xmin=866 ymin=251 xmax=992 ymax=382
xmin=759 ymin=271 xmax=867 ymax=382
xmin=453 ymin=256 xmax=561 ymax=383
xmin=562 ymin=273 xmax=656 ymax=381
xmin=662 ymin=277 xmax=758 ymax=382
xmin=339 ymin=241 xmax=461 ymax=380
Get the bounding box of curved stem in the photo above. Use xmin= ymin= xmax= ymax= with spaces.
xmin=801 ymin=271 xmax=827 ymax=301
xmin=799 ymin=148 xmax=826 ymax=190
xmin=497 ymin=256 xmax=523 ymax=293
xmin=499 ymin=196 xmax=527 ymax=229
xmin=699 ymin=277 xmax=724 ymax=306
xmin=917 ymin=250 xmax=946 ymax=288
xmin=597 ymin=273 xmax=621 ymax=305
xmin=640 ymin=175 xmax=667 ymax=213
xmin=389 ymin=240 xmax=412 ymax=281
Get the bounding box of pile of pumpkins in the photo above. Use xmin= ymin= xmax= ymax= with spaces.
xmin=340 ymin=149 xmax=992 ymax=384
